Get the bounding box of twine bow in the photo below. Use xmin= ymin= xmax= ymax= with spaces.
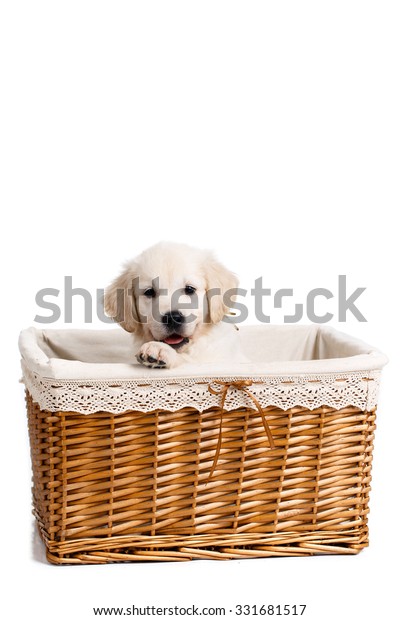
xmin=207 ymin=380 xmax=275 ymax=481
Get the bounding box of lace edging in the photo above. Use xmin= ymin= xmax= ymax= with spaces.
xmin=21 ymin=362 xmax=381 ymax=414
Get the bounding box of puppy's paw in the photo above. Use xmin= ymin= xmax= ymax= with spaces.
xmin=136 ymin=341 xmax=178 ymax=369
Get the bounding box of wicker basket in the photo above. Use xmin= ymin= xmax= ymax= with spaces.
xmin=20 ymin=325 xmax=387 ymax=564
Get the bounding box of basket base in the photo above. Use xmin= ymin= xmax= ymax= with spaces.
xmin=40 ymin=529 xmax=369 ymax=565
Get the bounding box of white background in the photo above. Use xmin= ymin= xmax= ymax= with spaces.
xmin=1 ymin=2 xmax=399 ymax=619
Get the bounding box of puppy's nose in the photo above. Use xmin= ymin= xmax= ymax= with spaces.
xmin=162 ymin=311 xmax=185 ymax=327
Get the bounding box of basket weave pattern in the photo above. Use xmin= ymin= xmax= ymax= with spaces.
xmin=26 ymin=392 xmax=376 ymax=564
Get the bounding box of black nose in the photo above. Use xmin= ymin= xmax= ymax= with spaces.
xmin=162 ymin=311 xmax=185 ymax=327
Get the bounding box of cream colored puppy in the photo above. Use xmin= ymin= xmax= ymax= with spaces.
xmin=104 ymin=242 xmax=242 ymax=369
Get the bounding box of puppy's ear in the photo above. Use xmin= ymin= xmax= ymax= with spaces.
xmin=204 ymin=255 xmax=239 ymax=324
xmin=103 ymin=263 xmax=141 ymax=333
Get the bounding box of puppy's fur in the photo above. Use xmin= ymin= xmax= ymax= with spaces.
xmin=104 ymin=242 xmax=243 ymax=369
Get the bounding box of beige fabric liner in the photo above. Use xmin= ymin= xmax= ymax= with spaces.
xmin=19 ymin=325 xmax=387 ymax=380
xmin=19 ymin=325 xmax=387 ymax=414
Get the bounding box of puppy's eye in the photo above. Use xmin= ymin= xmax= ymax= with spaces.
xmin=185 ymin=285 xmax=196 ymax=295
xmin=144 ymin=287 xmax=156 ymax=298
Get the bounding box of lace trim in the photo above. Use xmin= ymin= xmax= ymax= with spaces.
xmin=21 ymin=361 xmax=381 ymax=414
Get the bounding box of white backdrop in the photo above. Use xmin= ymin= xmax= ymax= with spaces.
xmin=1 ymin=2 xmax=399 ymax=619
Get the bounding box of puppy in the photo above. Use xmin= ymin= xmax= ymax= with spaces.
xmin=104 ymin=242 xmax=244 ymax=369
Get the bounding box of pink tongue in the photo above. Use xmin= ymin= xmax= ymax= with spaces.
xmin=164 ymin=335 xmax=184 ymax=345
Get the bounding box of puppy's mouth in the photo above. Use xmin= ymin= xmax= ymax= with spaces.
xmin=162 ymin=334 xmax=190 ymax=350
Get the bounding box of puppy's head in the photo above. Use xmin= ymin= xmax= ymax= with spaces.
xmin=104 ymin=242 xmax=238 ymax=350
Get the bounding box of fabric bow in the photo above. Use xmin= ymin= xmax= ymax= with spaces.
xmin=207 ymin=380 xmax=275 ymax=481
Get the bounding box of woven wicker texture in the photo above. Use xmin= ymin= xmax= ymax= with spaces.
xmin=26 ymin=393 xmax=376 ymax=564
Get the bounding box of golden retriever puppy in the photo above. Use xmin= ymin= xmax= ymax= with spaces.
xmin=104 ymin=242 xmax=243 ymax=369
